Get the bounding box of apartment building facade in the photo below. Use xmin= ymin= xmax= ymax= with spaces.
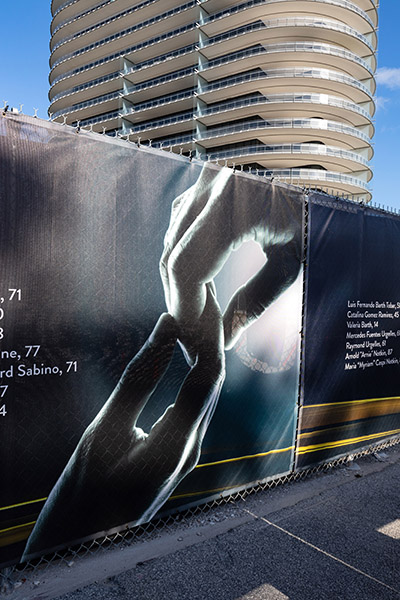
xmin=49 ymin=0 xmax=378 ymax=200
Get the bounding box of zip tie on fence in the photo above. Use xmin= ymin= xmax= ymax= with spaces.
xmin=33 ymin=108 xmax=38 ymax=118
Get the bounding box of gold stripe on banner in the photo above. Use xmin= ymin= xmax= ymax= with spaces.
xmin=300 ymin=396 xmax=400 ymax=430
xmin=0 ymin=497 xmax=47 ymax=512
xmin=169 ymin=446 xmax=294 ymax=500
xmin=296 ymin=427 xmax=400 ymax=455
xmin=0 ymin=521 xmax=36 ymax=548
xmin=196 ymin=446 xmax=294 ymax=469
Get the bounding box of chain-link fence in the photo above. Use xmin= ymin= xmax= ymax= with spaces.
xmin=1 ymin=434 xmax=399 ymax=595
xmin=1 ymin=113 xmax=400 ymax=590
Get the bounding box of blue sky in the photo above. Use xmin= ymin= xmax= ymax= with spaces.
xmin=0 ymin=1 xmax=399 ymax=207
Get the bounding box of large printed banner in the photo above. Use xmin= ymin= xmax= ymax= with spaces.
xmin=298 ymin=194 xmax=400 ymax=468
xmin=0 ymin=116 xmax=303 ymax=566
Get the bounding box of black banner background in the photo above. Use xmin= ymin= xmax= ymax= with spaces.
xmin=298 ymin=194 xmax=400 ymax=468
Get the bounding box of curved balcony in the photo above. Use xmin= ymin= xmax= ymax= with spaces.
xmin=124 ymin=111 xmax=195 ymax=140
xmin=67 ymin=109 xmax=121 ymax=131
xmin=49 ymin=22 xmax=197 ymax=85
xmin=50 ymin=1 xmax=198 ymax=65
xmin=197 ymin=68 xmax=373 ymax=107
xmin=196 ymin=118 xmax=373 ymax=158
xmin=122 ymin=89 xmax=196 ymax=124
xmin=51 ymin=0 xmax=106 ymax=32
xmin=123 ymin=45 xmax=196 ymax=85
xmin=50 ymin=2 xmax=198 ymax=68
xmin=200 ymin=0 xmax=376 ymax=41
xmin=199 ymin=18 xmax=375 ymax=65
xmin=52 ymin=90 xmax=122 ymax=122
xmin=252 ymin=168 xmax=371 ymax=199
xmin=151 ymin=132 xmax=194 ymax=151
xmin=49 ymin=43 xmax=196 ymax=100
xmin=203 ymin=142 xmax=372 ymax=177
xmin=49 ymin=71 xmax=121 ymax=113
xmin=123 ymin=67 xmax=195 ymax=105
xmin=199 ymin=42 xmax=373 ymax=88
xmin=200 ymin=0 xmax=377 ymax=28
xmin=196 ymin=93 xmax=374 ymax=135
xmin=51 ymin=0 xmax=182 ymax=47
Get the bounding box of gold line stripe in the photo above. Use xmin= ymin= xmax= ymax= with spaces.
xmin=0 ymin=521 xmax=36 ymax=536
xmin=0 ymin=497 xmax=47 ymax=512
xmin=296 ymin=428 xmax=400 ymax=455
xmin=195 ymin=446 xmax=294 ymax=469
xmin=303 ymin=396 xmax=400 ymax=410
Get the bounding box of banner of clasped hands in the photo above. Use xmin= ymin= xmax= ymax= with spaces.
xmin=1 ymin=115 xmax=400 ymax=566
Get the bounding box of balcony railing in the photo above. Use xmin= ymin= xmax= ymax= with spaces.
xmin=52 ymin=90 xmax=121 ymax=119
xmin=240 ymin=168 xmax=370 ymax=192
xmin=196 ymin=118 xmax=371 ymax=144
xmin=53 ymin=0 xmax=161 ymax=37
xmin=198 ymin=67 xmax=372 ymax=98
xmin=199 ymin=17 xmax=373 ymax=53
xmin=52 ymin=1 xmax=198 ymax=68
xmin=125 ymin=111 xmax=194 ymax=133
xmin=51 ymin=22 xmax=196 ymax=85
xmin=123 ymin=44 xmax=196 ymax=75
xmin=122 ymin=89 xmax=195 ymax=115
xmin=124 ymin=66 xmax=196 ymax=95
xmin=204 ymin=142 xmax=369 ymax=167
xmin=51 ymin=70 xmax=120 ymax=103
xmin=199 ymin=42 xmax=372 ymax=75
xmin=66 ymin=109 xmax=120 ymax=128
xmin=201 ymin=0 xmax=374 ymax=30
xmin=195 ymin=92 xmax=372 ymax=121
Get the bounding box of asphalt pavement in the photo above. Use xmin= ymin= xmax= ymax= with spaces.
xmin=3 ymin=444 xmax=400 ymax=600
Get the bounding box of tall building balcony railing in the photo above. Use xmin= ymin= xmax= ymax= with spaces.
xmin=195 ymin=94 xmax=374 ymax=138
xmin=122 ymin=89 xmax=195 ymax=116
xmin=124 ymin=111 xmax=194 ymax=137
xmin=244 ymin=168 xmax=371 ymax=198
xmin=51 ymin=0 xmax=170 ymax=51
xmin=51 ymin=0 xmax=169 ymax=40
xmin=50 ymin=71 xmax=120 ymax=105
xmin=52 ymin=90 xmax=122 ymax=120
xmin=124 ymin=66 xmax=196 ymax=96
xmin=50 ymin=2 xmax=198 ymax=68
xmin=197 ymin=68 xmax=373 ymax=106
xmin=200 ymin=0 xmax=376 ymax=35
xmin=195 ymin=92 xmax=372 ymax=123
xmin=196 ymin=118 xmax=372 ymax=150
xmin=198 ymin=18 xmax=375 ymax=60
xmin=69 ymin=109 xmax=120 ymax=128
xmin=198 ymin=42 xmax=373 ymax=86
xmin=122 ymin=44 xmax=196 ymax=77
xmin=50 ymin=23 xmax=196 ymax=85
xmin=203 ymin=142 xmax=371 ymax=171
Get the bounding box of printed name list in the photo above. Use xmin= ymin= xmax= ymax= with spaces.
xmin=345 ymin=300 xmax=400 ymax=371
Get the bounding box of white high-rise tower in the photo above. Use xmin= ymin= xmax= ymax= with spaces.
xmin=49 ymin=0 xmax=378 ymax=200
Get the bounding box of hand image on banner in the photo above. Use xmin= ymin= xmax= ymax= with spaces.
xmin=22 ymin=164 xmax=303 ymax=560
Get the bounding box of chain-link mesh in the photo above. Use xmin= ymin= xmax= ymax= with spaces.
xmin=1 ymin=115 xmax=400 ymax=593
xmin=1 ymin=433 xmax=399 ymax=595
